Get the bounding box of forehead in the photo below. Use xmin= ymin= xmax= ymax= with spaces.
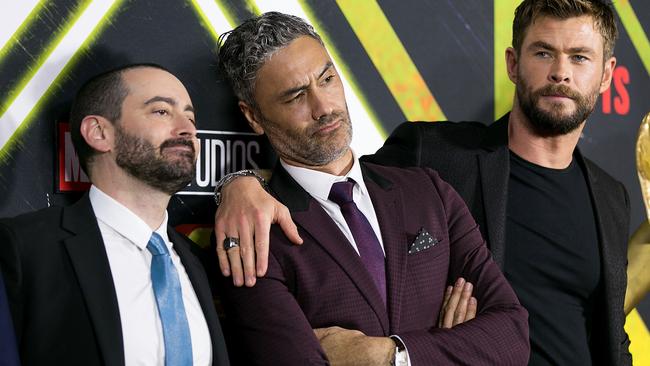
xmin=523 ymin=15 xmax=604 ymax=52
xmin=121 ymin=67 xmax=192 ymax=104
xmin=254 ymin=36 xmax=331 ymax=91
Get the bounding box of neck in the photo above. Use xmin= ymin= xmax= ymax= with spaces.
xmin=281 ymin=149 xmax=354 ymax=176
xmin=90 ymin=162 xmax=171 ymax=230
xmin=507 ymin=104 xmax=584 ymax=169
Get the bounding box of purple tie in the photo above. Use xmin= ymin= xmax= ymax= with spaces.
xmin=329 ymin=179 xmax=386 ymax=305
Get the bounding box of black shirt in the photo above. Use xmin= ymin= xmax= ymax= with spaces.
xmin=505 ymin=152 xmax=603 ymax=365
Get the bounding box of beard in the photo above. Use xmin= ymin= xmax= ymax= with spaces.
xmin=516 ymin=76 xmax=600 ymax=137
xmin=114 ymin=125 xmax=196 ymax=195
xmin=261 ymin=107 xmax=353 ymax=167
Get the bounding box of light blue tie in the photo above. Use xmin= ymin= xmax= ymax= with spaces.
xmin=147 ymin=232 xmax=193 ymax=366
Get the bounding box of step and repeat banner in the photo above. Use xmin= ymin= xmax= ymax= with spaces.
xmin=1 ymin=0 xmax=649 ymax=361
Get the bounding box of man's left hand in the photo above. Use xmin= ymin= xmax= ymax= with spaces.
xmin=313 ymin=326 xmax=395 ymax=366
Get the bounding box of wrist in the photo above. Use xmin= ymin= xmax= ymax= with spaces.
xmin=213 ymin=169 xmax=268 ymax=207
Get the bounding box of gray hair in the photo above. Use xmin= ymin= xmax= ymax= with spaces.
xmin=217 ymin=11 xmax=323 ymax=109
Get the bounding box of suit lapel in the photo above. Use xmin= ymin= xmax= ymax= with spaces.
xmin=477 ymin=116 xmax=510 ymax=267
xmin=270 ymin=164 xmax=390 ymax=334
xmin=62 ymin=195 xmax=124 ymax=366
xmin=361 ymin=164 xmax=407 ymax=332
xmin=579 ymin=153 xmax=626 ymax=365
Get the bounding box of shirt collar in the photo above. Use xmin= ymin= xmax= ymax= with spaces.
xmin=89 ymin=185 xmax=170 ymax=250
xmin=280 ymin=151 xmax=368 ymax=201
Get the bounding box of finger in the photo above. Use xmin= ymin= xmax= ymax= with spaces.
xmin=466 ymin=297 xmax=478 ymax=321
xmin=438 ymin=286 xmax=453 ymax=327
xmin=253 ymin=209 xmax=271 ymax=277
xmin=224 ymin=227 xmax=244 ymax=287
xmin=442 ymin=277 xmax=465 ymax=328
xmin=238 ymin=219 xmax=257 ymax=287
xmin=227 ymin=246 xmax=244 ymax=287
xmin=214 ymin=220 xmax=231 ymax=277
xmin=275 ymin=205 xmax=302 ymax=245
xmin=453 ymin=281 xmax=473 ymax=326
xmin=313 ymin=328 xmax=328 ymax=340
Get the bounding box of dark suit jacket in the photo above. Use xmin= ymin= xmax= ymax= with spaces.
xmin=0 ymin=272 xmax=19 ymax=366
xmin=366 ymin=114 xmax=632 ymax=366
xmin=220 ymin=162 xmax=529 ymax=365
xmin=0 ymin=194 xmax=229 ymax=366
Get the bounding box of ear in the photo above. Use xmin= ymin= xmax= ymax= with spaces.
xmin=599 ymin=56 xmax=616 ymax=94
xmin=239 ymin=101 xmax=265 ymax=135
xmin=79 ymin=116 xmax=113 ymax=153
xmin=505 ymin=47 xmax=518 ymax=84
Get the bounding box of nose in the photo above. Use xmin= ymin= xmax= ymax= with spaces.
xmin=309 ymin=89 xmax=334 ymax=121
xmin=548 ymin=57 xmax=571 ymax=84
xmin=173 ymin=114 xmax=197 ymax=139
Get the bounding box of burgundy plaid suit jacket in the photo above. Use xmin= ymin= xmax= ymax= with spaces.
xmin=219 ymin=162 xmax=529 ymax=365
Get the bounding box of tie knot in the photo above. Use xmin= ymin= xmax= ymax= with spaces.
xmin=147 ymin=232 xmax=169 ymax=256
xmin=329 ymin=179 xmax=356 ymax=206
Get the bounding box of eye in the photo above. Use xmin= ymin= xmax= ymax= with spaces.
xmin=571 ymin=55 xmax=588 ymax=63
xmin=287 ymin=92 xmax=305 ymax=104
xmin=536 ymin=51 xmax=551 ymax=58
xmin=154 ymin=109 xmax=170 ymax=116
xmin=324 ymin=74 xmax=335 ymax=83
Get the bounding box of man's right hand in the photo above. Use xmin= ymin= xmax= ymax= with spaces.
xmin=438 ymin=277 xmax=477 ymax=328
xmin=214 ymin=176 xmax=303 ymax=287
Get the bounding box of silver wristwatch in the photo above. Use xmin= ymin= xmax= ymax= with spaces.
xmin=213 ymin=169 xmax=269 ymax=207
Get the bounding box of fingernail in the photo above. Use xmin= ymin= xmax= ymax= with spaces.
xmin=455 ymin=278 xmax=465 ymax=287
xmin=246 ymin=276 xmax=255 ymax=286
xmin=464 ymin=282 xmax=472 ymax=291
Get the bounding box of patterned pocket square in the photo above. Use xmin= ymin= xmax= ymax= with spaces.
xmin=408 ymin=227 xmax=439 ymax=254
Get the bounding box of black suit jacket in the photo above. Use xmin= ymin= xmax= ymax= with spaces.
xmin=0 ymin=194 xmax=229 ymax=366
xmin=365 ymin=114 xmax=631 ymax=366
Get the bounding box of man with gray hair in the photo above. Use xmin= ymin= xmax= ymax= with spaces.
xmin=215 ymin=11 xmax=529 ymax=366
xmin=216 ymin=1 xmax=632 ymax=365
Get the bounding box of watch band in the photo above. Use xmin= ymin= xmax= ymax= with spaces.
xmin=213 ymin=169 xmax=269 ymax=207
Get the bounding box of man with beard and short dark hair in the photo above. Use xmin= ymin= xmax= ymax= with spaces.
xmin=0 ymin=64 xmax=229 ymax=366
xmin=214 ymin=1 xmax=631 ymax=365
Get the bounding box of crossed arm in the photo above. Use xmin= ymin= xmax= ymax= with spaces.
xmin=213 ymin=173 xmax=527 ymax=364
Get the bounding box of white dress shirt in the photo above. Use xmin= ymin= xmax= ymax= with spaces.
xmin=89 ymin=186 xmax=212 ymax=366
xmin=281 ymin=153 xmax=385 ymax=255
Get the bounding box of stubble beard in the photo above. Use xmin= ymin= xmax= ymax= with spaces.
xmin=262 ymin=107 xmax=353 ymax=167
xmin=114 ymin=125 xmax=196 ymax=195
xmin=516 ymin=75 xmax=600 ymax=137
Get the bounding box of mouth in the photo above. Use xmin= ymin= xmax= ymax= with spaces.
xmin=541 ymin=94 xmax=573 ymax=102
xmin=160 ymin=139 xmax=196 ymax=157
xmin=314 ymin=119 xmax=342 ymax=135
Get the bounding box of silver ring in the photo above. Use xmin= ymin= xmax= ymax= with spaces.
xmin=223 ymin=237 xmax=240 ymax=251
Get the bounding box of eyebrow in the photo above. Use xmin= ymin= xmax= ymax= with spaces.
xmin=144 ymin=96 xmax=195 ymax=113
xmin=278 ymin=62 xmax=334 ymax=100
xmin=528 ymin=41 xmax=595 ymax=55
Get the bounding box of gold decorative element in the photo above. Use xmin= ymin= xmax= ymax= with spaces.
xmin=637 ymin=112 xmax=650 ymax=219
xmin=625 ymin=111 xmax=650 ymax=314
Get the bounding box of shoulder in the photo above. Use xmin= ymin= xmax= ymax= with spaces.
xmin=361 ymin=162 xmax=453 ymax=202
xmin=581 ymin=156 xmax=628 ymax=200
xmin=390 ymin=120 xmax=490 ymax=149
xmin=0 ymin=205 xmax=66 ymax=237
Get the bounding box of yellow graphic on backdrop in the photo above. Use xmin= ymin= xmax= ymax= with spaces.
xmin=336 ymin=0 xmax=446 ymax=122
